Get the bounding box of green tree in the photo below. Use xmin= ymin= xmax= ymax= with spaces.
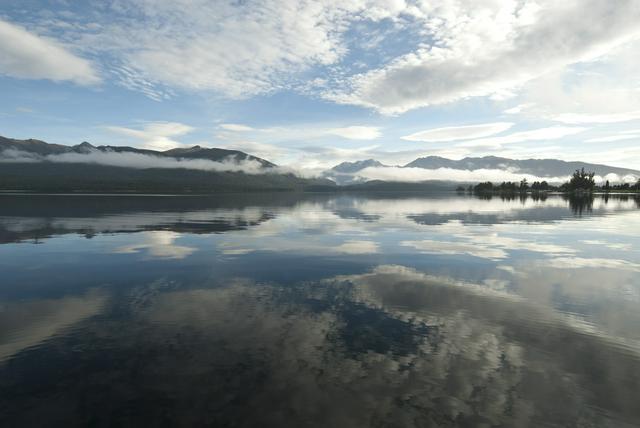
xmin=474 ymin=182 xmax=494 ymax=193
xmin=566 ymin=168 xmax=595 ymax=192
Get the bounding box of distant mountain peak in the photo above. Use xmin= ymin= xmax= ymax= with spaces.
xmin=73 ymin=142 xmax=96 ymax=153
xmin=166 ymin=145 xmax=202 ymax=153
xmin=331 ymin=159 xmax=386 ymax=173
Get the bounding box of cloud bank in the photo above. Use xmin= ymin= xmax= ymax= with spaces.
xmin=0 ymin=148 xmax=274 ymax=175
xmin=355 ymin=166 xmax=572 ymax=183
xmin=2 ymin=148 xmax=638 ymax=184
xmin=354 ymin=166 xmax=639 ymax=184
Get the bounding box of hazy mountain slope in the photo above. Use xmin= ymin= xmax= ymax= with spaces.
xmin=405 ymin=156 xmax=640 ymax=177
xmin=0 ymin=136 xmax=332 ymax=193
xmin=0 ymin=136 xmax=274 ymax=166
xmin=0 ymin=136 xmax=70 ymax=155
xmin=324 ymin=159 xmax=389 ymax=185
xmin=0 ymin=163 xmax=334 ymax=193
xmin=331 ymin=159 xmax=387 ymax=173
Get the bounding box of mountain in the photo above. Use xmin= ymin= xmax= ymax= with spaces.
xmin=325 ymin=155 xmax=640 ymax=185
xmin=0 ymin=136 xmax=71 ymax=155
xmin=0 ymin=136 xmax=274 ymax=167
xmin=405 ymin=155 xmax=640 ymax=178
xmin=331 ymin=159 xmax=387 ymax=173
xmin=0 ymin=136 xmax=333 ymax=193
xmin=324 ymin=159 xmax=389 ymax=185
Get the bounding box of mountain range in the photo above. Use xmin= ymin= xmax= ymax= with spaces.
xmin=1 ymin=135 xmax=639 ymax=192
xmin=0 ymin=136 xmax=330 ymax=193
xmin=0 ymin=135 xmax=275 ymax=167
xmin=327 ymin=156 xmax=640 ymax=184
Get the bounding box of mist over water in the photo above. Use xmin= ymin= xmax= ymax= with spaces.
xmin=1 ymin=193 xmax=639 ymax=427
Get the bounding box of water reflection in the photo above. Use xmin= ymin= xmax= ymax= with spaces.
xmin=0 ymin=193 xmax=639 ymax=427
xmin=1 ymin=193 xmax=639 ymax=244
xmin=0 ymin=290 xmax=106 ymax=361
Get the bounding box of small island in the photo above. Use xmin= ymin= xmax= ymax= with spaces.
xmin=466 ymin=168 xmax=640 ymax=196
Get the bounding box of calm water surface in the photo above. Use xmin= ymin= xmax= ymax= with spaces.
xmin=1 ymin=193 xmax=639 ymax=427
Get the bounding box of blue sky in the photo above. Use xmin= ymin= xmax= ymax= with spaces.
xmin=1 ymin=0 xmax=640 ymax=171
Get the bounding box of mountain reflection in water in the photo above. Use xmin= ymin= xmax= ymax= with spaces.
xmin=0 ymin=193 xmax=639 ymax=427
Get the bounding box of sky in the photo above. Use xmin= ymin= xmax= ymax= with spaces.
xmin=1 ymin=0 xmax=640 ymax=171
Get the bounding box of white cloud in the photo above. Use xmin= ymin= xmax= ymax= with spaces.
xmin=517 ymin=40 xmax=640 ymax=126
xmin=114 ymin=231 xmax=197 ymax=259
xmin=547 ymin=257 xmax=640 ymax=272
xmin=334 ymin=240 xmax=379 ymax=254
xmin=219 ymin=123 xmax=382 ymax=142
xmin=458 ymin=126 xmax=588 ymax=150
xmin=356 ymin=166 xmax=571 ymax=183
xmin=19 ymin=0 xmax=640 ymax=126
xmin=105 ymin=122 xmax=194 ymax=150
xmin=326 ymin=126 xmax=382 ymax=140
xmin=503 ymin=104 xmax=534 ymax=115
xmin=401 ymin=122 xmax=513 ymax=142
xmin=332 ymin=0 xmax=640 ymax=114
xmin=584 ymin=135 xmax=639 ymax=143
xmin=401 ymin=239 xmax=507 ymax=260
xmin=553 ymin=111 xmax=640 ymax=125
xmin=580 ymin=240 xmax=632 ymax=251
xmin=402 ymin=231 xmax=576 ymax=261
xmin=68 ymin=0 xmax=382 ymax=98
xmin=0 ymin=19 xmax=100 ymax=85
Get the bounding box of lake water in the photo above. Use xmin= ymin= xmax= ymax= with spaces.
xmin=1 ymin=193 xmax=639 ymax=427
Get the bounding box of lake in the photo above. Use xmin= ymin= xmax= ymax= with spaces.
xmin=1 ymin=193 xmax=639 ymax=427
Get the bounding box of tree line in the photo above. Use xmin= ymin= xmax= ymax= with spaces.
xmin=459 ymin=168 xmax=640 ymax=195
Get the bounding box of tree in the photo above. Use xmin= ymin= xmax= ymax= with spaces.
xmin=474 ymin=182 xmax=494 ymax=193
xmin=566 ymin=168 xmax=595 ymax=192
xmin=531 ymin=181 xmax=550 ymax=191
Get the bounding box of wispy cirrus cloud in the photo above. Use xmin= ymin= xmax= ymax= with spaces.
xmin=217 ymin=123 xmax=382 ymax=141
xmin=326 ymin=126 xmax=382 ymax=140
xmin=584 ymin=134 xmax=640 ymax=143
xmin=458 ymin=126 xmax=588 ymax=150
xmin=401 ymin=122 xmax=513 ymax=142
xmin=553 ymin=111 xmax=640 ymax=125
